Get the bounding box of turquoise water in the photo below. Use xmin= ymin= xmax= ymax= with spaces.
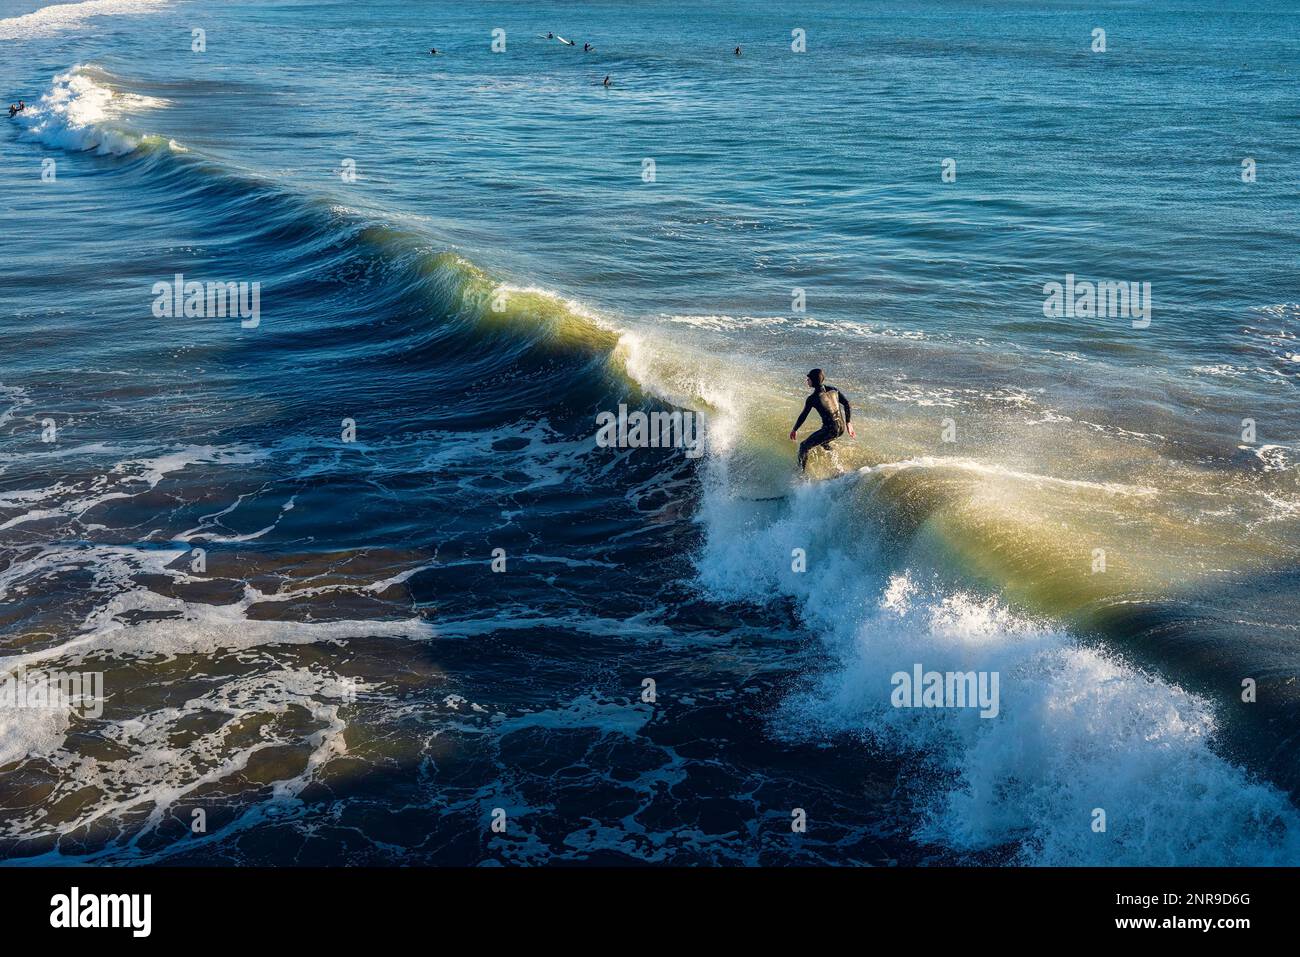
xmin=1 ymin=0 xmax=1298 ymax=865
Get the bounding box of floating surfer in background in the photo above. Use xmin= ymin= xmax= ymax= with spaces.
xmin=735 ymin=46 xmax=742 ymax=56
xmin=602 ymin=74 xmax=612 ymax=87
xmin=584 ymin=42 xmax=593 ymax=52
xmin=789 ymin=368 xmax=855 ymax=471
xmin=429 ymin=48 xmax=439 ymax=55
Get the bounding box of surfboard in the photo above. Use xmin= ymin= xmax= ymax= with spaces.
xmin=557 ymin=37 xmax=575 ymax=45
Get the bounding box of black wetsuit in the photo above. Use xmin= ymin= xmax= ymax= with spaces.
xmin=793 ymin=385 xmax=851 ymax=470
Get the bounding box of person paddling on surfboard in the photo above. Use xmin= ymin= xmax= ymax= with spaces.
xmin=789 ymin=368 xmax=855 ymax=470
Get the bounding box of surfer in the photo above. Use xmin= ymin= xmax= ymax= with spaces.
xmin=789 ymin=368 xmax=855 ymax=471
xmin=429 ymin=48 xmax=438 ymax=55
xmin=735 ymin=46 xmax=742 ymax=56
xmin=8 ymin=101 xmax=24 ymax=117
xmin=584 ymin=42 xmax=592 ymax=52
xmin=602 ymin=74 xmax=612 ymax=87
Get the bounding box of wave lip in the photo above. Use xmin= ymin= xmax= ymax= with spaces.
xmin=0 ymin=0 xmax=169 ymax=41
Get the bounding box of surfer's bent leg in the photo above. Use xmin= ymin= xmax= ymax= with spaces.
xmin=798 ymin=426 xmax=837 ymax=470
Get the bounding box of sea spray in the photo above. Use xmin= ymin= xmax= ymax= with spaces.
xmin=693 ymin=461 xmax=1300 ymax=864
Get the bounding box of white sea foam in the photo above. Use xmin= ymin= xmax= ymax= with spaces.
xmin=0 ymin=428 xmax=440 ymax=854
xmin=0 ymin=673 xmax=74 ymax=767
xmin=0 ymin=530 xmax=436 ymax=815
xmin=1 ymin=540 xmax=435 ymax=668
xmin=0 ymin=0 xmax=169 ymax=41
xmin=0 ymin=444 xmax=262 ymax=532
xmin=691 ymin=450 xmax=1300 ymax=865
xmin=1245 ymin=443 xmax=1293 ymax=473
xmin=0 ymin=384 xmax=32 ymax=431
xmin=14 ymin=66 xmax=165 ymax=155
xmin=664 ymin=314 xmax=789 ymax=331
xmin=660 ymin=312 xmax=933 ymax=343
xmin=0 ymin=664 xmax=358 ymax=858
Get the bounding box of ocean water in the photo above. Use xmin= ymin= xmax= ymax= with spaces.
xmin=1 ymin=0 xmax=1298 ymax=865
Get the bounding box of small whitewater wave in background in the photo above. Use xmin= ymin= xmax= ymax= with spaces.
xmin=0 ymin=0 xmax=169 ymax=41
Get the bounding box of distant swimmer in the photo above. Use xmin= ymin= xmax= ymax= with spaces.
xmin=429 ymin=48 xmax=439 ymax=55
xmin=789 ymin=368 xmax=855 ymax=471
xmin=735 ymin=46 xmax=742 ymax=56
xmin=602 ymin=74 xmax=612 ymax=87
xmin=583 ymin=42 xmax=593 ymax=52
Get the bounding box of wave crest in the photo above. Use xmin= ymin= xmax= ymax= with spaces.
xmin=15 ymin=66 xmax=167 ymax=156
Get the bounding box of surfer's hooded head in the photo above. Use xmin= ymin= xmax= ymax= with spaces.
xmin=807 ymin=368 xmax=825 ymax=390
